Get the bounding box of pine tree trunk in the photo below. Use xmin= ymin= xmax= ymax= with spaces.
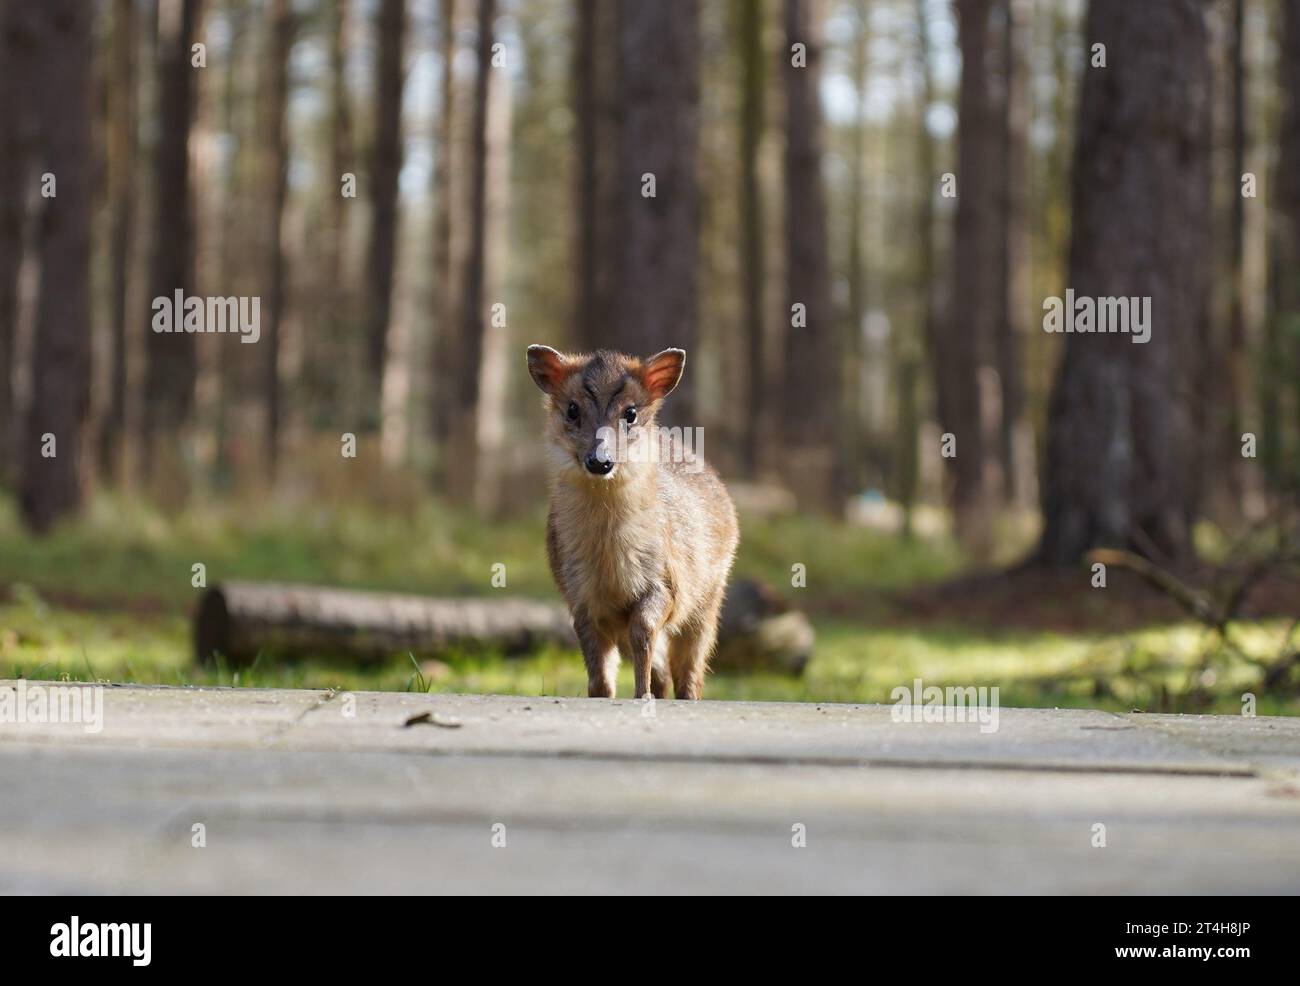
xmin=1279 ymin=0 xmax=1300 ymax=492
xmin=100 ymin=0 xmax=136 ymax=484
xmin=261 ymin=0 xmax=292 ymax=473
xmin=445 ymin=0 xmax=495 ymax=503
xmin=0 ymin=0 xmax=40 ymax=487
xmin=843 ymin=0 xmax=869 ymax=493
xmin=363 ymin=0 xmax=405 ymax=428
xmin=915 ymin=0 xmax=945 ymax=492
xmin=1223 ymin=0 xmax=1247 ymax=499
xmin=320 ymin=0 xmax=352 ymax=428
xmin=735 ymin=0 xmax=766 ymax=478
xmin=430 ymin=0 xmax=457 ymax=452
xmin=1037 ymin=0 xmax=1211 ymax=565
xmin=950 ymin=0 xmax=1000 ymax=539
xmin=782 ymin=0 xmax=837 ymax=512
xmin=142 ymin=0 xmax=203 ymax=485
xmin=19 ymin=0 xmax=94 ymax=532
xmin=612 ymin=0 xmax=701 ymax=422
xmin=996 ymin=0 xmax=1032 ymax=508
xmin=572 ymin=0 xmax=618 ymax=354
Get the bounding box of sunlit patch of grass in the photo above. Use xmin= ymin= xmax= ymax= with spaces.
xmin=4 ymin=588 xmax=1297 ymax=714
xmin=2 ymin=492 xmax=1295 ymax=714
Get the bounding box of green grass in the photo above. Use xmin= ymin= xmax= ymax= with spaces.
xmin=1 ymin=493 xmax=1297 ymax=715
xmin=0 ymin=492 xmax=962 ymax=608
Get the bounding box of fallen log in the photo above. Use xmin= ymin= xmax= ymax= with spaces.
xmin=195 ymin=578 xmax=814 ymax=675
xmin=195 ymin=582 xmax=578 ymax=664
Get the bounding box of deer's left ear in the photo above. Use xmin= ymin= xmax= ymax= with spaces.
xmin=640 ymin=348 xmax=686 ymax=402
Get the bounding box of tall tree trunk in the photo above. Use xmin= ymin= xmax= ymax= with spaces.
xmin=19 ymin=0 xmax=94 ymax=532
xmin=1223 ymin=0 xmax=1247 ymax=500
xmin=782 ymin=0 xmax=837 ymax=511
xmin=0 ymin=0 xmax=40 ymax=487
xmin=1278 ymin=0 xmax=1300 ymax=492
xmin=100 ymin=0 xmax=136 ymax=484
xmin=320 ymin=0 xmax=352 ymax=428
xmin=572 ymin=0 xmax=617 ymax=354
xmin=995 ymin=0 xmax=1031 ymax=508
xmin=363 ymin=0 xmax=405 ymax=428
xmin=1037 ymin=0 xmax=1211 ymax=565
xmin=261 ymin=0 xmax=292 ymax=473
xmin=212 ymin=0 xmax=248 ymax=485
xmin=142 ymin=0 xmax=203 ymax=487
xmin=445 ymin=0 xmax=495 ymax=502
xmin=950 ymin=0 xmax=1000 ymax=540
xmin=735 ymin=0 xmax=765 ymax=477
xmin=915 ymin=0 xmax=946 ymax=497
xmin=430 ymin=0 xmax=457 ymax=453
xmin=843 ymin=0 xmax=869 ymax=493
xmin=612 ymin=0 xmax=701 ymax=423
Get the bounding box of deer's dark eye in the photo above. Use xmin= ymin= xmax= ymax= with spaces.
xmin=566 ymin=401 xmax=580 ymax=422
xmin=623 ymin=407 xmax=637 ymax=425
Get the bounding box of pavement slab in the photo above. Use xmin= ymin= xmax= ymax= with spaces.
xmin=2 ymin=681 xmax=1298 ymax=894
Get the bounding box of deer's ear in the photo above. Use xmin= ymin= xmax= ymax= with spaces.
xmin=527 ymin=345 xmax=572 ymax=395
xmin=640 ymin=348 xmax=686 ymax=402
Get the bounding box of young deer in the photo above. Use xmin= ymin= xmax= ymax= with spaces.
xmin=527 ymin=345 xmax=739 ymax=700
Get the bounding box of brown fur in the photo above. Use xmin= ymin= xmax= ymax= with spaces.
xmin=528 ymin=346 xmax=739 ymax=699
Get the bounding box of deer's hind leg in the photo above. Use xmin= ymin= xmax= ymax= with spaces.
xmin=668 ymin=590 xmax=725 ymax=701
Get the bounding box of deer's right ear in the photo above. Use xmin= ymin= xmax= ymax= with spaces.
xmin=527 ymin=345 xmax=571 ymax=395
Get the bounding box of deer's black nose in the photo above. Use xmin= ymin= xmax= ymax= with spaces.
xmin=584 ymin=453 xmax=613 ymax=475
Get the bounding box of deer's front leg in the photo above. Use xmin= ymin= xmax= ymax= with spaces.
xmin=627 ymin=585 xmax=671 ymax=699
xmin=573 ymin=606 xmax=618 ymax=698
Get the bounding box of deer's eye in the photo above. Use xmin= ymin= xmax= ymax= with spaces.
xmin=623 ymin=407 xmax=637 ymax=425
xmin=566 ymin=401 xmax=580 ymax=422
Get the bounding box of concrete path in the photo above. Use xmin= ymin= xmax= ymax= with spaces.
xmin=2 ymin=681 xmax=1299 ymax=894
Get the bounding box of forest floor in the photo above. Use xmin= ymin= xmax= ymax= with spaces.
xmin=2 ymin=493 xmax=1299 ymax=715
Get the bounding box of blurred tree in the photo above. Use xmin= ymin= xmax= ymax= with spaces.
xmin=444 ymin=0 xmax=496 ymax=502
xmin=996 ymin=0 xmax=1032 ymax=507
xmin=19 ymin=0 xmax=94 ymax=532
xmin=142 ymin=0 xmax=203 ymax=488
xmin=101 ymin=0 xmax=137 ymax=483
xmin=0 ymin=0 xmax=40 ymax=487
xmin=431 ymin=0 xmax=458 ymax=454
xmin=1037 ymin=0 xmax=1211 ymax=564
xmin=842 ymin=0 xmax=869 ymax=494
xmin=611 ymin=0 xmax=701 ymax=422
xmin=363 ymin=0 xmax=406 ymax=427
xmin=260 ymin=0 xmax=293 ymax=472
xmin=572 ymin=0 xmax=617 ymax=354
xmin=915 ymin=0 xmax=944 ymax=494
xmin=782 ymin=0 xmax=838 ymax=512
xmin=212 ymin=0 xmax=250 ymax=485
xmin=950 ymin=0 xmax=1000 ymax=541
xmin=735 ymin=0 xmax=765 ymax=477
xmin=1223 ymin=0 xmax=1247 ymax=500
xmin=1277 ymin=0 xmax=1300 ymax=493
xmin=318 ymin=0 xmax=354 ymax=428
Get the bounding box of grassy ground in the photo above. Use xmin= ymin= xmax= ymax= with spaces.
xmin=1 ymin=493 xmax=1297 ymax=714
